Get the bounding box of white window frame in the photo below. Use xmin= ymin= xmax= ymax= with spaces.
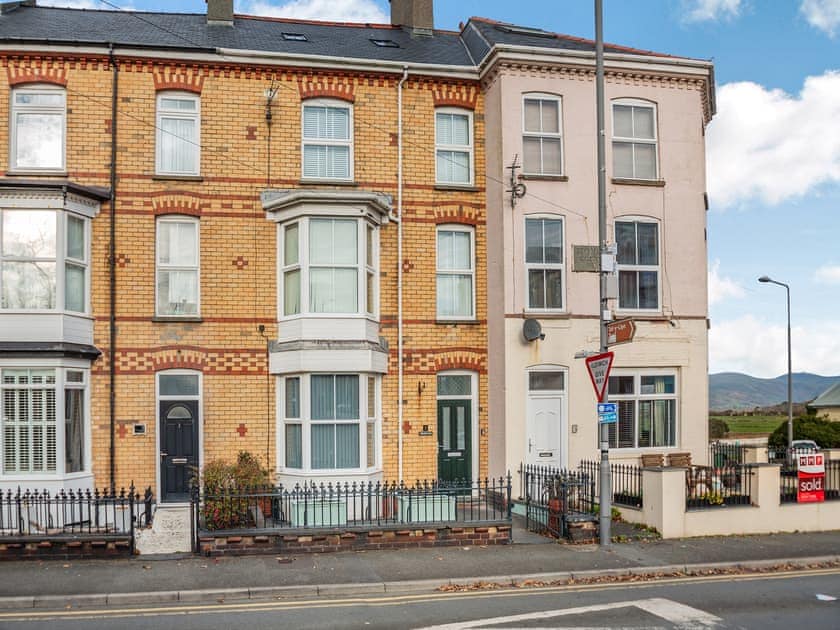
xmin=9 ymin=85 xmax=66 ymax=173
xmin=0 ymin=209 xmax=90 ymax=314
xmin=0 ymin=363 xmax=91 ymax=479
xmin=155 ymin=370 xmax=203 ymax=503
xmin=606 ymin=369 xmax=678 ymax=451
xmin=278 ymin=373 xmax=380 ymax=474
xmin=436 ymin=370 xmax=479 ymax=482
xmin=155 ymin=91 xmax=201 ymax=176
xmin=301 ymin=98 xmax=354 ymax=182
xmin=522 ymin=93 xmax=563 ymax=176
xmin=435 ymin=108 xmax=474 ymax=186
xmin=436 ymin=224 xmax=475 ymax=320
xmin=524 ymin=215 xmax=565 ymax=312
xmin=615 ymin=217 xmax=660 ymax=313
xmin=278 ymin=217 xmax=378 ymax=319
xmin=155 ymin=215 xmax=200 ymax=318
xmin=611 ymin=98 xmax=658 ymax=180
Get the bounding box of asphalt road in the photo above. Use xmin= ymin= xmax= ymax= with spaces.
xmin=1 ymin=568 xmax=837 ymax=629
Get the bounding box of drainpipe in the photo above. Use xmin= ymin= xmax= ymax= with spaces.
xmin=397 ymin=66 xmax=408 ymax=481
xmin=108 ymin=44 xmax=119 ymax=491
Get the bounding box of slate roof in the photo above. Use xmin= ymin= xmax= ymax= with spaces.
xmin=811 ymin=381 xmax=840 ymax=408
xmin=0 ymin=5 xmax=474 ymax=67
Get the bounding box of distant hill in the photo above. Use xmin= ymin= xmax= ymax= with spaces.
xmin=709 ymin=372 xmax=840 ymax=411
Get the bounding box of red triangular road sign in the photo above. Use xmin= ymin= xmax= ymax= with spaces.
xmin=585 ymin=351 xmax=614 ymax=402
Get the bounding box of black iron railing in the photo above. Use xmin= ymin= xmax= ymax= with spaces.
xmin=0 ymin=485 xmax=148 ymax=552
xmin=519 ymin=464 xmax=596 ymax=539
xmin=685 ymin=465 xmax=753 ymax=509
xmin=709 ymin=441 xmax=747 ymax=467
xmin=578 ymin=460 xmax=643 ymax=508
xmin=192 ymin=477 xmax=512 ymax=539
xmin=780 ymin=458 xmax=840 ymax=503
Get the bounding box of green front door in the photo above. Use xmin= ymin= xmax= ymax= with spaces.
xmin=437 ymin=399 xmax=471 ymax=484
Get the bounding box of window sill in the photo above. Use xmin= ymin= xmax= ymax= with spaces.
xmin=5 ymin=170 xmax=68 ymax=177
xmin=519 ymin=174 xmax=568 ymax=182
xmin=434 ymin=184 xmax=479 ymax=192
xmin=299 ymin=179 xmax=358 ymax=187
xmin=436 ymin=319 xmax=480 ymax=326
xmin=152 ymin=316 xmax=203 ymax=323
xmin=611 ymin=178 xmax=665 ymax=187
xmin=152 ymin=174 xmax=203 ymax=182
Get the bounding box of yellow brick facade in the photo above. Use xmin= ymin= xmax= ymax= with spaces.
xmin=0 ymin=52 xmax=487 ymax=493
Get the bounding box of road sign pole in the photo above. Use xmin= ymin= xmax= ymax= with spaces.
xmin=595 ymin=0 xmax=611 ymax=548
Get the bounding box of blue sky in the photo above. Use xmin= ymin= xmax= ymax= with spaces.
xmin=44 ymin=0 xmax=840 ymax=378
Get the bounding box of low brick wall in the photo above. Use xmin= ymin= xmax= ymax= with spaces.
xmin=198 ymin=523 xmax=512 ymax=556
xmin=0 ymin=535 xmax=133 ymax=560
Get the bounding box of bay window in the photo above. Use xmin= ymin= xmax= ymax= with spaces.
xmin=436 ymin=225 xmax=475 ymax=319
xmin=1 ymin=367 xmax=88 ymax=476
xmin=280 ymin=217 xmax=377 ymax=317
xmin=156 ymin=217 xmax=199 ymax=317
xmin=10 ymin=86 xmax=66 ymax=172
xmin=0 ymin=209 xmax=88 ymax=312
xmin=281 ymin=373 xmax=379 ymax=472
xmin=302 ymin=100 xmax=353 ymax=181
xmin=607 ymin=371 xmax=677 ymax=449
xmin=156 ymin=92 xmax=200 ymax=176
xmin=616 ymin=219 xmax=659 ymax=311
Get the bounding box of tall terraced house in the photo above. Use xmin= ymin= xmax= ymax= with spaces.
xmin=0 ymin=0 xmax=488 ymax=501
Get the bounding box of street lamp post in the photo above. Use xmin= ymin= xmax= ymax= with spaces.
xmin=758 ymin=276 xmax=793 ymax=459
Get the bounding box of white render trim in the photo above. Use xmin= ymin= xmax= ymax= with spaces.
xmin=269 ymin=347 xmax=388 ymax=375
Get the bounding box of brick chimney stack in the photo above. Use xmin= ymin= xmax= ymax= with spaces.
xmin=389 ymin=0 xmax=433 ymax=37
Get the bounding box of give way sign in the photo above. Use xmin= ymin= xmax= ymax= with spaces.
xmin=585 ymin=351 xmax=614 ymax=402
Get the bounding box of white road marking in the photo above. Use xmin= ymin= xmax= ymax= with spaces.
xmin=418 ymin=597 xmax=721 ymax=629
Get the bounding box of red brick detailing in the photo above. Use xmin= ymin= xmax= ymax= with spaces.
xmin=246 ymin=126 xmax=258 ymax=140
xmin=6 ymin=63 xmax=68 ymax=87
xmin=435 ymin=205 xmax=478 ymax=226
xmin=298 ymin=76 xmax=355 ymax=103
xmin=152 ymin=66 xmax=205 ymax=94
xmin=152 ymin=195 xmax=203 ymax=217
xmin=432 ymin=84 xmax=478 ymax=110
xmin=236 ymin=423 xmax=248 ymax=437
xmin=233 ymin=256 xmax=249 ymax=270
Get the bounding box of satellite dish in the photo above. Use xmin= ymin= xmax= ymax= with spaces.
xmin=523 ymin=318 xmax=544 ymax=342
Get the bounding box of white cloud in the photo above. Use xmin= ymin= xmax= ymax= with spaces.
xmin=706 ymin=71 xmax=840 ymax=208
xmin=682 ymin=0 xmax=742 ymax=22
xmin=708 ymin=260 xmax=744 ymax=305
xmin=239 ymin=0 xmax=388 ymax=22
xmin=801 ymin=0 xmax=840 ymax=36
xmin=710 ymin=315 xmax=840 ymax=376
xmin=815 ymin=265 xmax=840 ymax=283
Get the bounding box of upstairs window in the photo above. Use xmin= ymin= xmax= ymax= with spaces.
xmin=436 ymin=225 xmax=475 ymax=319
xmin=156 ymin=92 xmax=200 ymax=176
xmin=10 ymin=86 xmax=66 ymax=172
xmin=525 ymin=217 xmax=564 ymax=310
xmin=616 ymin=219 xmax=659 ymax=311
xmin=522 ymin=94 xmax=562 ymax=175
xmin=302 ymin=100 xmax=352 ymax=180
xmin=612 ymin=100 xmax=658 ymax=180
xmin=435 ymin=109 xmax=473 ymax=185
xmin=280 ymin=217 xmax=377 ymax=317
xmin=0 ymin=209 xmax=88 ymax=312
xmin=156 ymin=217 xmax=199 ymax=317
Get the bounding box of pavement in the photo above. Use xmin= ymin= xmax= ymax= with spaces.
xmin=1 ymin=517 xmax=839 ymax=610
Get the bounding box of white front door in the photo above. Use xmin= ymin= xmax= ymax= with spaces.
xmin=525 ymin=369 xmax=567 ymax=468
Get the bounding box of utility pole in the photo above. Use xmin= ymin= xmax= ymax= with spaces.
xmin=595 ymin=0 xmax=612 ymax=547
